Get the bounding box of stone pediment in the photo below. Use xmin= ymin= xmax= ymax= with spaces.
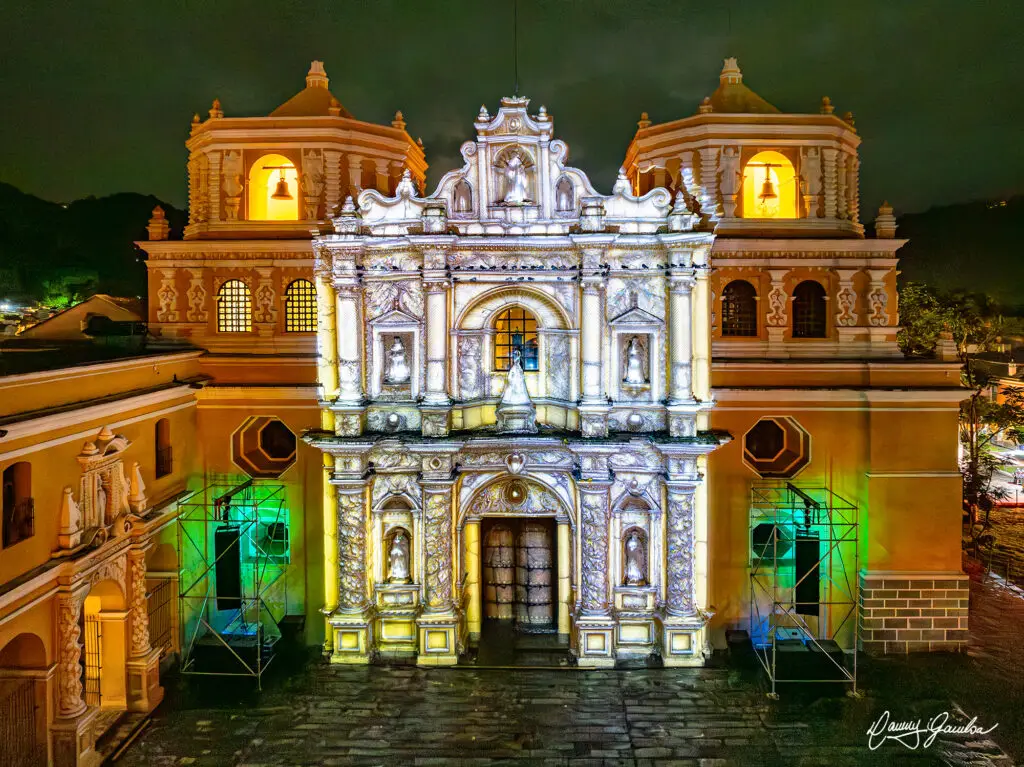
xmin=370 ymin=307 xmax=420 ymax=327
xmin=609 ymin=305 xmax=663 ymax=326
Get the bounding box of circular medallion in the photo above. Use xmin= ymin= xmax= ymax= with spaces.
xmin=504 ymin=480 xmax=528 ymax=507
xmin=508 ymin=117 xmax=522 ymax=132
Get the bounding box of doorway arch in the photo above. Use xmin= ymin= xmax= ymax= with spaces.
xmin=82 ymin=579 xmax=127 ymax=710
xmin=0 ymin=632 xmax=49 ymax=766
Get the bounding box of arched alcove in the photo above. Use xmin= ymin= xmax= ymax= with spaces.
xmin=248 ymin=153 xmax=299 ymax=221
xmin=83 ymin=579 xmax=128 ymax=709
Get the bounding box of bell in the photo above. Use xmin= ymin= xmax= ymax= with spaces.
xmin=759 ymin=166 xmax=777 ymax=202
xmin=271 ymin=173 xmax=293 ymax=200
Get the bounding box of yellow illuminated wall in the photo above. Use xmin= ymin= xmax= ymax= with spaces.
xmin=248 ymin=153 xmax=299 ymax=221
xmin=741 ymin=150 xmax=797 ymax=219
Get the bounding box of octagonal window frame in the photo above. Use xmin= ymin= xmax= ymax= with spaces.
xmin=231 ymin=415 xmax=298 ymax=479
xmin=741 ymin=415 xmax=811 ymax=479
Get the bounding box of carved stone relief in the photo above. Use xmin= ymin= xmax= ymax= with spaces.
xmin=579 ymin=487 xmax=610 ymax=615
xmin=128 ymin=550 xmax=150 ymax=657
xmin=336 ymin=487 xmax=368 ymax=610
xmin=423 ymin=487 xmax=453 ymax=610
xmin=546 ymin=334 xmax=571 ymax=400
xmin=156 ymin=270 xmax=179 ymax=322
xmin=665 ymin=489 xmax=696 ymax=616
xmin=458 ymin=336 xmax=483 ymax=399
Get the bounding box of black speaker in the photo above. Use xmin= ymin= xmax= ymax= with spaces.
xmin=215 ymin=525 xmax=242 ymax=612
xmin=794 ymin=532 xmax=820 ymax=616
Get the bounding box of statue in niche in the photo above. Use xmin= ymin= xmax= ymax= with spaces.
xmin=555 ymin=177 xmax=574 ymax=211
xmin=388 ymin=529 xmax=411 ymax=583
xmin=623 ymin=530 xmax=647 ymax=586
xmin=499 ymin=153 xmax=530 ymax=205
xmin=96 ymin=480 xmax=108 ymax=524
xmin=623 ymin=336 xmax=647 ymax=385
xmin=384 ymin=336 xmax=411 ymax=384
xmin=453 ymin=179 xmax=473 ymax=213
xmin=501 ymin=350 xmax=531 ymax=405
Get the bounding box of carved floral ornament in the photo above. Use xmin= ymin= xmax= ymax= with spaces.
xmin=464 ymin=477 xmax=568 ymax=521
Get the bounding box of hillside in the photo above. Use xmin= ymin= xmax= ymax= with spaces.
xmin=894 ymin=195 xmax=1024 ymax=311
xmin=0 ymin=182 xmax=185 ymax=303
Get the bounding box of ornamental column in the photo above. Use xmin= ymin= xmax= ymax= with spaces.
xmin=52 ymin=587 xmax=92 ymax=767
xmin=373 ymin=160 xmax=391 ymax=194
xmin=332 ymin=269 xmax=365 ymax=435
xmin=578 ymin=250 xmax=609 ymax=437
xmin=55 ymin=590 xmax=87 ymax=719
xmin=765 ymin=269 xmax=790 ymax=354
xmin=347 ymin=155 xmax=363 ymax=197
xmin=328 ymin=469 xmax=372 ymax=663
xmin=125 ymin=547 xmax=164 ymax=713
xmin=661 ymin=478 xmax=708 ymax=667
xmin=315 ymin=262 xmax=339 ymax=432
xmin=667 ymin=271 xmax=693 ymax=404
xmin=421 ymin=243 xmax=454 ymax=436
xmin=464 ymin=520 xmax=482 ymax=640
xmin=418 ymin=473 xmax=458 ymax=666
xmin=576 ymin=473 xmax=615 ymax=667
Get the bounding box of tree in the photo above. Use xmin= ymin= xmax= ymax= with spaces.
xmin=898 ymin=282 xmax=1024 ymax=552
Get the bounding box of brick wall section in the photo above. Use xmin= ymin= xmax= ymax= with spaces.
xmin=859 ymin=571 xmax=969 ymax=654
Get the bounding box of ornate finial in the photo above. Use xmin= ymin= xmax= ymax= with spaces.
xmin=208 ymin=98 xmax=223 ymax=119
xmin=306 ymin=60 xmax=329 ymax=89
xmin=416 ymin=137 xmax=424 ymax=148
xmin=637 ymin=111 xmax=651 ymax=130
xmin=613 ymin=167 xmax=631 ymax=196
xmin=720 ymin=57 xmax=742 ymax=84
xmin=191 ymin=112 xmax=200 ymax=125
xmin=328 ymin=97 xmax=342 ymax=117
xmin=391 ymin=110 xmax=406 ymax=130
xmin=842 ymin=111 xmax=856 ymax=130
xmin=820 ymin=96 xmax=834 ymax=115
xmin=698 ymin=96 xmax=713 ymax=114
xmin=340 ymin=195 xmax=357 ymax=215
xmin=875 ymin=201 xmax=897 ymax=238
xmin=477 ymin=104 xmax=490 ymax=121
xmin=537 ymin=105 xmax=548 ymax=120
xmin=147 ymin=205 xmax=169 ymax=241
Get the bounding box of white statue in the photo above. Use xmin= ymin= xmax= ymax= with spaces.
xmin=500 ymin=350 xmax=531 ymax=406
xmin=222 ymin=150 xmax=243 ymax=198
xmin=388 ymin=530 xmax=410 ymax=583
xmin=623 ymin=336 xmax=647 ymax=385
xmin=96 ymin=481 xmax=108 ymax=524
xmin=500 ymin=153 xmax=530 ymax=205
xmin=623 ymin=530 xmax=646 ymax=586
xmin=384 ymin=336 xmax=411 ymax=384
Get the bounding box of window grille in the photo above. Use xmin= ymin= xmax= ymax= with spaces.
xmin=284 ymin=279 xmax=317 ymax=332
xmin=721 ymin=280 xmax=758 ymax=337
xmin=494 ymin=307 xmax=539 ymax=371
xmin=792 ymin=281 xmax=828 ymax=338
xmin=217 ymin=280 xmax=252 ymax=333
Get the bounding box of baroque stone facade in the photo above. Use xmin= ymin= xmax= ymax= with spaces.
xmin=308 ymin=95 xmax=723 ymax=667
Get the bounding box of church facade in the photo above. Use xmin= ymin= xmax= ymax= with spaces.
xmin=0 ymin=61 xmax=971 ymax=764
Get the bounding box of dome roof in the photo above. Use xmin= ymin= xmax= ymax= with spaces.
xmin=706 ymin=58 xmax=779 ymax=114
xmin=271 ymin=61 xmax=354 ymax=118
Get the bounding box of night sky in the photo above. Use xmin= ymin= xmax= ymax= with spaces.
xmin=1 ymin=0 xmax=1020 ymax=217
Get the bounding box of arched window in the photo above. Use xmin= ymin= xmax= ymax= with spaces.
xmin=792 ymin=281 xmax=828 ymax=338
xmin=741 ymin=150 xmax=798 ymax=219
xmin=248 ymin=153 xmax=299 ymax=221
xmin=284 ymin=279 xmax=317 ymax=332
xmin=217 ymin=280 xmax=252 ymax=332
xmin=493 ymin=307 xmax=539 ymax=371
xmin=155 ymin=418 xmax=172 ymax=478
xmin=2 ymin=462 xmax=33 ymax=548
xmin=721 ymin=280 xmax=758 ymax=337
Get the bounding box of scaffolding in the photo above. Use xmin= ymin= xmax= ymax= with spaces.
xmin=177 ymin=476 xmax=291 ymax=689
xmin=749 ymin=481 xmax=859 ymax=697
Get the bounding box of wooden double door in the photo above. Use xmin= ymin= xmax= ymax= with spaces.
xmin=481 ymin=518 xmax=555 ymax=631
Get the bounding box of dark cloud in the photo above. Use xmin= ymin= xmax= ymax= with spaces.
xmin=0 ymin=0 xmax=1020 ymax=215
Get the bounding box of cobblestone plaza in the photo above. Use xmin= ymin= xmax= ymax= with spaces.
xmin=117 ymin=574 xmax=1019 ymax=767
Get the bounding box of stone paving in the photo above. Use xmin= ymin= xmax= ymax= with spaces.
xmin=117 ymin=570 xmax=1020 ymax=766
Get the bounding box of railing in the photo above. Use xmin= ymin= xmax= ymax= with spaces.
xmin=0 ymin=678 xmax=44 ymax=766
xmin=2 ymin=498 xmax=35 ymax=548
xmin=83 ymin=615 xmax=101 ymax=707
xmin=147 ymin=578 xmax=175 ymax=656
xmin=156 ymin=446 xmax=173 ymax=479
